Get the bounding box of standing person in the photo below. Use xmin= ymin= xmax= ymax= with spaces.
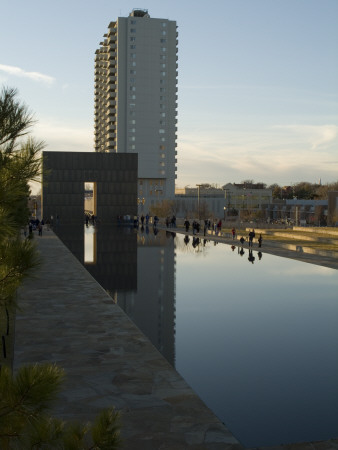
xmin=258 ymin=234 xmax=263 ymax=247
xmin=248 ymin=229 xmax=255 ymax=247
xmin=184 ymin=219 xmax=190 ymax=232
xmin=38 ymin=223 xmax=43 ymax=236
xmin=141 ymin=215 xmax=145 ymax=226
xmin=231 ymin=227 xmax=236 ymax=240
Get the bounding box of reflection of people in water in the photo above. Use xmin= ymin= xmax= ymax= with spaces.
xmin=184 ymin=235 xmax=190 ymax=245
xmin=192 ymin=237 xmax=200 ymax=248
xmin=153 ymin=227 xmax=158 ymax=235
xmin=231 ymin=245 xmax=236 ymax=251
xmin=248 ymin=249 xmax=255 ymax=264
xmin=239 ymin=247 xmax=245 ymax=256
xmin=258 ymin=251 xmax=262 ymax=260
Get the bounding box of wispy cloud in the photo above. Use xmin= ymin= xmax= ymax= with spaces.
xmin=176 ymin=121 xmax=338 ymax=187
xmin=34 ymin=120 xmax=93 ymax=152
xmin=0 ymin=64 xmax=55 ymax=85
xmin=273 ymin=124 xmax=338 ymax=150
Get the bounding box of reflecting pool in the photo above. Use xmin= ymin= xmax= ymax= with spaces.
xmin=57 ymin=225 xmax=338 ymax=447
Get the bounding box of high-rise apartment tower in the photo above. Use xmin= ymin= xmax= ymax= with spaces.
xmin=94 ymin=9 xmax=178 ymax=212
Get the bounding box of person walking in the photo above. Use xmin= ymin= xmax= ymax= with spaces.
xmin=258 ymin=234 xmax=263 ymax=247
xmin=231 ymin=227 xmax=236 ymax=240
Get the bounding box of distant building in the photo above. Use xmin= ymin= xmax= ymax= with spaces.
xmin=267 ymin=199 xmax=328 ymax=226
xmin=222 ymin=183 xmax=272 ymax=211
xmin=327 ymin=191 xmax=338 ymax=226
xmin=94 ymin=9 xmax=178 ymax=213
xmin=174 ymin=183 xmax=273 ymax=219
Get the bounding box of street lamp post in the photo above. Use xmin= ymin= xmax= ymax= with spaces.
xmin=196 ymin=184 xmax=202 ymax=220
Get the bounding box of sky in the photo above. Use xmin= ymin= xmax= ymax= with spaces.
xmin=1 ymin=0 xmax=337 ymax=190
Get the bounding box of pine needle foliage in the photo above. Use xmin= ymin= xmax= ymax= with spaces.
xmin=0 ymin=365 xmax=121 ymax=449
xmin=91 ymin=409 xmax=122 ymax=450
xmin=0 ymin=86 xmax=43 ymax=311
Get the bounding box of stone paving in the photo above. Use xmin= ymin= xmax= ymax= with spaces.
xmin=14 ymin=230 xmax=338 ymax=449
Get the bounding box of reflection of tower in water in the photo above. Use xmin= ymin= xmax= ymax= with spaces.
xmin=117 ymin=230 xmax=176 ymax=367
xmin=54 ymin=225 xmax=176 ymax=368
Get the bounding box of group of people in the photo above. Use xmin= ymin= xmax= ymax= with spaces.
xmin=165 ymin=215 xmax=176 ymax=228
xmin=85 ymin=214 xmax=96 ymax=226
xmin=236 ymin=229 xmax=263 ymax=248
xmin=24 ymin=218 xmax=45 ymax=238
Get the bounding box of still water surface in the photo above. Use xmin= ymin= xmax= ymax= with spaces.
xmin=74 ymin=226 xmax=338 ymax=447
